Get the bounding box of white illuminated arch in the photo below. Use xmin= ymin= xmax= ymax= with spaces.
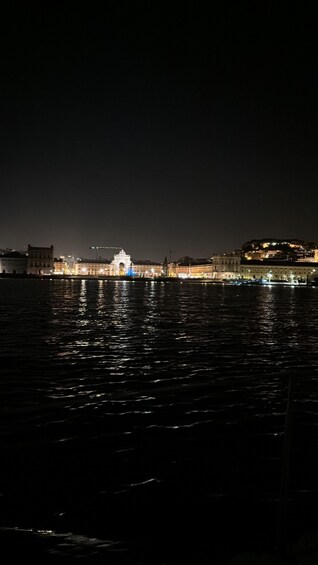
xmin=111 ymin=249 xmax=131 ymax=276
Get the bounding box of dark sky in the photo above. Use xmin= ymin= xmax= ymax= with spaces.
xmin=1 ymin=2 xmax=317 ymax=261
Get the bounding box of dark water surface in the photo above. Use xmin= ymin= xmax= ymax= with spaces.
xmin=1 ymin=279 xmax=318 ymax=563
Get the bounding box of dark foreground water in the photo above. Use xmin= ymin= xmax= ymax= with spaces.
xmin=1 ymin=279 xmax=318 ymax=564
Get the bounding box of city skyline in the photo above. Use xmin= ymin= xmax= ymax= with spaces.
xmin=1 ymin=3 xmax=317 ymax=260
xmin=1 ymin=235 xmax=318 ymax=264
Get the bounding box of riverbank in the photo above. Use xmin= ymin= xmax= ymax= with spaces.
xmin=0 ymin=273 xmax=316 ymax=286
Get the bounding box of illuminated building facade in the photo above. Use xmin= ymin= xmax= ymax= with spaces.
xmin=131 ymin=260 xmax=163 ymax=277
xmin=240 ymin=261 xmax=318 ymax=283
xmin=54 ymin=256 xmax=77 ymax=275
xmin=74 ymin=258 xmax=163 ymax=278
xmin=211 ymin=255 xmax=241 ymax=280
xmin=168 ymin=261 xmax=213 ymax=278
xmin=76 ymin=259 xmax=113 ymax=276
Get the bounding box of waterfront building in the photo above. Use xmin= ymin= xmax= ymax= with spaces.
xmin=131 ymin=260 xmax=163 ymax=277
xmin=53 ymin=257 xmax=67 ymax=274
xmin=167 ymin=257 xmax=213 ymax=278
xmin=170 ymin=262 xmax=213 ymax=278
xmin=74 ymin=252 xmax=162 ymax=278
xmin=54 ymin=256 xmax=79 ymax=275
xmin=76 ymin=259 xmax=113 ymax=276
xmin=240 ymin=260 xmax=318 ymax=283
xmin=62 ymin=255 xmax=76 ymax=274
xmin=27 ymin=244 xmax=54 ymax=275
xmin=0 ymin=251 xmax=27 ymax=274
xmin=211 ymin=254 xmax=241 ymax=280
xmin=186 ymin=261 xmax=213 ymax=278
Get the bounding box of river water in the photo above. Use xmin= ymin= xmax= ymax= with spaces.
xmin=1 ymin=278 xmax=318 ymax=563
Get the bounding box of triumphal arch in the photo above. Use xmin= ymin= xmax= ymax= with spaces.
xmin=111 ymin=249 xmax=131 ymax=276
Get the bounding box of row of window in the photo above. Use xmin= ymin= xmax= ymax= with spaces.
xmin=29 ymin=263 xmax=52 ymax=268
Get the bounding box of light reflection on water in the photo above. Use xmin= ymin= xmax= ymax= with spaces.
xmin=1 ymin=280 xmax=318 ymax=562
xmin=2 ymin=280 xmax=318 ymax=420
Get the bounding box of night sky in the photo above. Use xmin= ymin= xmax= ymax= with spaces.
xmin=1 ymin=2 xmax=317 ymax=261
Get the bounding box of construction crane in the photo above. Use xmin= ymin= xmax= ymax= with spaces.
xmin=89 ymin=246 xmax=122 ymax=260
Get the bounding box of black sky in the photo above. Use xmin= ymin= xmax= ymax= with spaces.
xmin=1 ymin=2 xmax=317 ymax=261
